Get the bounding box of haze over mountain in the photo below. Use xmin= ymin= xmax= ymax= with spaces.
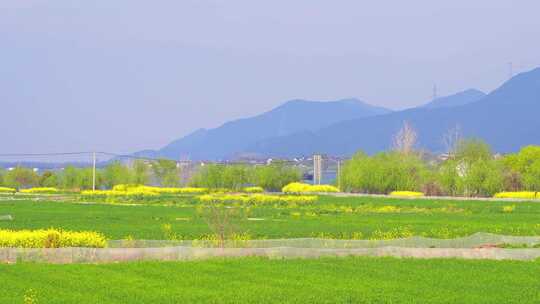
xmin=247 ymin=67 xmax=540 ymax=157
xmin=138 ymin=99 xmax=391 ymax=160
xmin=421 ymin=89 xmax=486 ymax=109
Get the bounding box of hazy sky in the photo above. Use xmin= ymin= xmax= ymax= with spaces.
xmin=2 ymin=0 xmax=540 ymax=155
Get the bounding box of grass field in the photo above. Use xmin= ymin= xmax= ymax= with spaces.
xmin=1 ymin=257 xmax=539 ymax=303
xmin=1 ymin=195 xmax=540 ymax=240
xmin=2 ymin=195 xmax=540 ymax=303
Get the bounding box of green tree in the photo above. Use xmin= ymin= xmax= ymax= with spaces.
xmin=132 ymin=160 xmax=150 ymax=185
xmin=190 ymin=164 xmax=253 ymax=190
xmin=503 ymin=146 xmax=540 ymax=191
xmin=461 ymin=159 xmax=504 ymax=196
xmin=151 ymin=159 xmax=180 ymax=187
xmin=0 ymin=168 xmax=5 ymax=186
xmin=60 ymin=166 xmax=82 ymax=190
xmin=455 ymin=138 xmax=492 ymax=163
xmin=436 ymin=138 xmax=501 ymax=197
xmin=103 ymin=161 xmax=132 ymax=188
xmin=253 ymin=161 xmax=301 ymax=191
xmin=341 ymin=151 xmax=428 ymax=194
xmin=437 ymin=160 xmax=461 ymax=196
xmin=4 ymin=167 xmax=38 ymax=189
xmin=39 ymin=171 xmax=59 ymax=188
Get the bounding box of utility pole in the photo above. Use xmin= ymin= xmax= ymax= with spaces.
xmin=92 ymin=152 xmax=96 ymax=191
xmin=313 ymin=154 xmax=322 ymax=185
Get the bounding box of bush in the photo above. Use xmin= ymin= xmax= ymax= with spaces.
xmin=0 ymin=229 xmax=107 ymax=248
xmin=112 ymin=184 xmax=208 ymax=194
xmin=151 ymin=159 xmax=181 ymax=187
xmin=196 ymin=194 xmax=317 ymax=205
xmin=3 ymin=167 xmax=38 ymax=189
xmin=389 ymin=191 xmax=425 ymax=197
xmin=20 ymin=187 xmax=60 ymax=194
xmin=504 ymin=146 xmax=540 ymax=192
xmin=191 ymin=164 xmax=252 ymax=190
xmin=494 ymin=192 xmax=539 ymax=199
xmin=242 ymin=186 xmax=264 ymax=193
xmin=460 ymin=159 xmax=504 ymax=197
xmin=341 ymin=151 xmax=428 ymax=194
xmin=0 ymin=187 xmax=16 ymax=194
xmin=282 ymin=182 xmax=339 ymax=194
xmin=253 ymin=161 xmax=302 ymax=191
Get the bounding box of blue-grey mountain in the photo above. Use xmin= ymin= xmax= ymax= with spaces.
xmin=142 ymin=99 xmax=391 ymax=160
xmin=247 ymin=68 xmax=540 ymax=156
xmin=421 ymin=89 xmax=486 ymax=109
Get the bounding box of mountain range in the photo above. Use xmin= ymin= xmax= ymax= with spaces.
xmin=137 ymin=99 xmax=391 ymax=160
xmin=137 ymin=67 xmax=540 ymax=160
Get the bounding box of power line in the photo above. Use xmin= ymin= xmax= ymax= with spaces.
xmin=0 ymin=152 xmax=93 ymax=157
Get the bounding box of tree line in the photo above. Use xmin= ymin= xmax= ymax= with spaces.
xmin=0 ymin=159 xmax=301 ymax=192
xmin=341 ymin=138 xmax=540 ymax=197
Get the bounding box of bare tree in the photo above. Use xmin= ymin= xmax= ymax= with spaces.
xmin=442 ymin=125 xmax=462 ymax=157
xmin=393 ymin=121 xmax=418 ymax=154
xmin=199 ymin=202 xmax=245 ymax=248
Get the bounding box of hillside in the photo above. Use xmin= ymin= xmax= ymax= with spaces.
xmin=421 ymin=89 xmax=486 ymax=109
xmin=142 ymin=98 xmax=391 ymax=160
xmin=247 ymin=68 xmax=540 ymax=157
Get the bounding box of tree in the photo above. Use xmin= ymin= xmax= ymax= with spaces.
xmin=198 ymin=202 xmax=245 ymax=248
xmin=455 ymin=138 xmax=492 ymax=164
xmin=103 ymin=161 xmax=132 ymax=188
xmin=151 ymin=159 xmax=180 ymax=187
xmin=393 ymin=121 xmax=417 ymax=154
xmin=437 ymin=160 xmax=460 ymax=196
xmin=253 ymin=161 xmax=301 ymax=191
xmin=39 ymin=171 xmax=59 ymax=188
xmin=504 ymin=146 xmax=540 ymax=191
xmin=461 ymin=159 xmax=504 ymax=197
xmin=0 ymin=169 xmax=5 ymax=186
xmin=442 ymin=125 xmax=462 ymax=156
xmin=340 ymin=151 xmax=428 ymax=194
xmin=60 ymin=166 xmax=82 ymax=190
xmin=4 ymin=167 xmax=38 ymax=189
xmin=132 ymin=160 xmax=150 ymax=185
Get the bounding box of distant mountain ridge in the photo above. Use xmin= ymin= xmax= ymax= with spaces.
xmin=137 ymin=98 xmax=391 ymax=160
xmin=246 ymin=68 xmax=540 ymax=157
xmin=421 ymin=89 xmax=486 ymax=109
xmin=135 ymin=67 xmax=540 ymax=160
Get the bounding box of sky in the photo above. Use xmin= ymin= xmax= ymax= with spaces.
xmin=1 ymin=0 xmax=540 ymax=156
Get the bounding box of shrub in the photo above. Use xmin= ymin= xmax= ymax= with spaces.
xmin=253 ymin=161 xmax=302 ymax=191
xmin=20 ymin=187 xmax=60 ymax=194
xmin=3 ymin=167 xmax=38 ymax=189
xmin=190 ymin=164 xmax=252 ymax=190
xmin=341 ymin=151 xmax=428 ymax=194
xmin=112 ymin=184 xmax=208 ymax=195
xmin=242 ymin=186 xmax=264 ymax=193
xmin=502 ymin=205 xmax=516 ymax=213
xmin=0 ymin=187 xmax=16 ymax=194
xmin=151 ymin=159 xmax=181 ymax=187
xmin=282 ymin=182 xmax=339 ymax=194
xmin=503 ymin=146 xmax=540 ymax=191
xmin=389 ymin=191 xmax=425 ymax=197
xmin=81 ymin=189 xmax=159 ymax=199
xmin=461 ymin=159 xmax=505 ymax=197
xmin=103 ymin=161 xmax=133 ymax=188
xmin=196 ymin=194 xmax=317 ymax=205
xmin=494 ymin=192 xmax=539 ymax=199
xmin=0 ymin=229 xmax=107 ymax=248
